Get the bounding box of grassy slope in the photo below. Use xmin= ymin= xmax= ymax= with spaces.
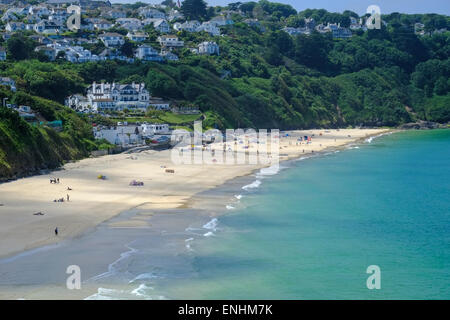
xmin=0 ymin=95 xmax=106 ymax=180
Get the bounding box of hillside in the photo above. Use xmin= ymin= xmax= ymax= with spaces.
xmin=0 ymin=87 xmax=110 ymax=180
xmin=0 ymin=1 xmax=449 ymax=179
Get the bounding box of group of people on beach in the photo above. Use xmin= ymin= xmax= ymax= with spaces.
xmin=50 ymin=177 xmax=71 ymax=202
xmin=53 ymin=194 xmax=70 ymax=202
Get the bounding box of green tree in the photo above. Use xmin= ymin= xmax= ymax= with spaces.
xmin=120 ymin=40 xmax=136 ymax=58
xmin=294 ymin=31 xmax=332 ymax=71
xmin=6 ymin=34 xmax=37 ymax=61
xmin=181 ymin=0 xmax=208 ymax=20
xmin=240 ymin=2 xmax=257 ymax=15
xmin=161 ymin=0 xmax=176 ymax=7
xmin=434 ymin=77 xmax=448 ymax=95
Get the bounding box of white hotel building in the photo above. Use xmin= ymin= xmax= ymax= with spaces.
xmin=66 ymin=81 xmax=151 ymax=113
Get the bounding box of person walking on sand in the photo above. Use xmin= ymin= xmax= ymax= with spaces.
xmin=67 ymin=194 xmax=70 ymax=202
xmin=55 ymin=227 xmax=58 ymax=236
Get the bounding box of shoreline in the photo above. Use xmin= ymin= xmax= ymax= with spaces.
xmin=0 ymin=128 xmax=392 ymax=261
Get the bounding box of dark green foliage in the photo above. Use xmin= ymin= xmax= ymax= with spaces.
xmin=6 ymin=34 xmax=37 ymax=61
xmin=424 ymin=95 xmax=450 ymax=122
xmin=259 ymin=0 xmax=297 ymax=18
xmin=0 ymin=95 xmax=105 ymax=180
xmin=181 ymin=0 xmax=208 ymax=20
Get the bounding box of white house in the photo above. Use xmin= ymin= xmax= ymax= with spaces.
xmin=116 ymin=18 xmax=141 ymax=26
xmin=174 ymin=20 xmax=201 ymax=32
xmin=325 ymin=23 xmax=352 ymax=39
xmin=99 ymin=33 xmax=125 ymax=47
xmin=33 ymin=21 xmax=61 ymax=34
xmin=48 ymin=9 xmax=69 ymax=25
xmin=139 ymin=8 xmax=166 ymax=19
xmin=196 ymin=22 xmax=221 ymax=36
xmin=88 ymin=81 xmax=149 ymax=104
xmin=99 ymin=48 xmax=134 ymax=63
xmin=153 ymin=19 xmax=170 ymax=33
xmin=92 ymin=19 xmax=114 ymax=30
xmin=126 ymin=32 xmax=148 ymax=42
xmin=141 ymin=123 xmax=170 ymax=136
xmin=157 ymin=35 xmax=184 ymax=48
xmin=198 ymin=41 xmax=220 ymax=55
xmin=135 ymin=44 xmax=163 ymax=61
xmin=28 ymin=6 xmax=50 ymax=17
xmin=283 ymin=27 xmax=310 ymax=36
xmin=120 ymin=22 xmax=144 ymax=32
xmin=6 ymin=22 xmax=26 ymax=32
xmin=65 ymin=94 xmax=92 ymax=113
xmin=35 ymin=45 xmax=57 ymax=61
xmin=149 ymin=98 xmax=171 ymax=110
xmin=94 ymin=126 xmax=143 ymax=145
xmin=67 ymin=81 xmax=151 ymax=113
xmin=105 ymin=9 xmax=127 ymax=19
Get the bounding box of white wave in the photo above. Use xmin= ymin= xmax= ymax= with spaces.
xmin=365 ymin=131 xmax=392 ymax=144
xmin=203 ymin=231 xmax=215 ymax=237
xmin=242 ymin=180 xmax=261 ymax=190
xmin=130 ymin=273 xmax=158 ymax=283
xmin=85 ymin=285 xmax=157 ymax=300
xmin=203 ymin=218 xmax=218 ymax=231
xmin=185 ymin=238 xmax=194 ymax=251
xmin=234 ymin=194 xmax=243 ymax=200
xmin=226 ymin=205 xmax=235 ymax=210
xmin=258 ymin=165 xmax=280 ymax=176
xmin=294 ymin=156 xmax=308 ymax=162
xmin=85 ymin=287 xmax=128 ymax=300
xmin=131 ymin=284 xmax=154 ymax=298
xmin=88 ymin=244 xmax=137 ymax=282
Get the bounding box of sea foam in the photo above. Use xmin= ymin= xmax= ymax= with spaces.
xmin=242 ymin=180 xmax=261 ymax=190
xmin=203 ymin=218 xmax=218 ymax=231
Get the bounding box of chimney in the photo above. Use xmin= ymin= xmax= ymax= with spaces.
xmin=92 ymin=81 xmax=96 ymax=93
xmin=101 ymin=82 xmax=104 ymax=93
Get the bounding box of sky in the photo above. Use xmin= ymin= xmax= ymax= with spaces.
xmin=112 ymin=0 xmax=450 ymax=15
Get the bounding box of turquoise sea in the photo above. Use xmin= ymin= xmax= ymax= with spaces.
xmin=158 ymin=129 xmax=450 ymax=299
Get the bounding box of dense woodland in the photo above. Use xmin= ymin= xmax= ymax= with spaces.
xmin=0 ymin=0 xmax=449 ymax=179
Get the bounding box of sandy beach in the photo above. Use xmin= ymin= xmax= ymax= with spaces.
xmin=0 ymin=128 xmax=390 ymax=260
